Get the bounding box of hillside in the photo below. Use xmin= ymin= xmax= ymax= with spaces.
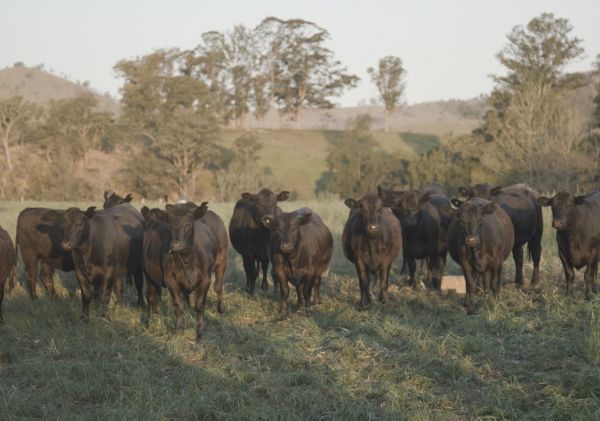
xmin=0 ymin=64 xmax=119 ymax=114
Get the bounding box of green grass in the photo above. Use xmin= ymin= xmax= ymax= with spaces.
xmin=1 ymin=202 xmax=600 ymax=420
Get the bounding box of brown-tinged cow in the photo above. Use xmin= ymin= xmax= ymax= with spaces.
xmin=0 ymin=226 xmax=17 ymax=323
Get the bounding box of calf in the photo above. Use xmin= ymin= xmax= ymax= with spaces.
xmin=102 ymin=190 xmax=145 ymax=306
xmin=446 ymin=198 xmax=514 ymax=315
xmin=538 ymin=191 xmax=600 ymax=297
xmin=378 ymin=185 xmax=451 ymax=289
xmin=0 ymin=226 xmax=17 ymax=323
xmin=60 ymin=207 xmax=129 ymax=319
xmin=342 ymin=194 xmax=402 ymax=309
xmin=458 ymin=183 xmax=543 ymax=286
xmin=148 ymin=202 xmax=227 ymax=340
xmin=229 ymin=188 xmax=289 ymax=294
xmin=16 ymin=208 xmax=75 ymax=299
xmin=269 ymin=208 xmax=333 ymax=313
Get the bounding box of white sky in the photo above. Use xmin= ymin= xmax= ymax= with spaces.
xmin=1 ymin=0 xmax=599 ymax=106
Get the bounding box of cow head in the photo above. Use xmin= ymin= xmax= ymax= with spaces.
xmin=272 ymin=211 xmax=312 ymax=254
xmin=241 ymin=188 xmax=290 ymax=229
xmin=452 ymin=200 xmax=497 ymax=248
xmin=103 ymin=190 xmax=133 ymax=209
xmin=61 ymin=206 xmax=97 ymax=251
xmin=151 ymin=202 xmax=207 ymax=254
xmin=538 ymin=192 xmax=586 ymax=231
xmin=141 ymin=206 xmax=168 ymax=225
xmin=377 ymin=185 xmax=406 ymax=208
xmin=345 ymin=193 xmax=385 ymax=236
xmin=458 ymin=183 xmax=497 ymax=199
xmin=386 ymin=189 xmax=431 ymax=227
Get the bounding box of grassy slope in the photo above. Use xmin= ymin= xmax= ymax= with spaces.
xmin=1 ymin=202 xmax=599 ymax=420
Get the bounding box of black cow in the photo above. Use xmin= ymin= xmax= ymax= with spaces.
xmin=446 ymin=198 xmax=514 ymax=315
xmin=538 ymin=191 xmax=600 ymax=297
xmin=146 ymin=202 xmax=228 ymax=340
xmin=60 ymin=207 xmax=130 ymax=319
xmin=378 ymin=185 xmax=451 ymax=289
xmin=0 ymin=226 xmax=17 ymax=323
xmin=16 ymin=208 xmax=75 ymax=299
xmin=102 ymin=190 xmax=145 ymax=306
xmin=229 ymin=188 xmax=290 ymax=294
xmin=342 ymin=194 xmax=402 ymax=309
xmin=268 ymin=208 xmax=333 ymax=313
xmin=458 ymin=183 xmax=543 ymax=287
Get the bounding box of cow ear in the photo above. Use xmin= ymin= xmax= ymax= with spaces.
xmin=241 ymin=192 xmax=254 ymax=201
xmin=141 ymin=206 xmax=151 ymax=221
xmin=104 ymin=190 xmax=112 ymax=200
xmin=377 ymin=185 xmax=385 ymax=198
xmin=490 ymin=186 xmax=503 ymax=196
xmin=193 ymin=202 xmax=208 ymax=220
xmin=458 ymin=187 xmax=470 ymax=198
xmin=344 ymin=198 xmax=358 ymax=209
xmin=123 ymin=193 xmax=133 ymax=203
xmin=451 ymin=198 xmax=463 ymax=208
xmin=277 ymin=191 xmax=290 ymax=201
xmin=150 ymin=209 xmax=168 ymax=222
xmin=441 ymin=204 xmax=456 ymax=217
xmin=261 ymin=215 xmax=274 ymax=228
xmin=537 ymin=196 xmax=551 ymax=207
xmin=574 ymin=195 xmax=586 ymax=205
xmin=299 ymin=213 xmax=312 ymax=225
xmin=84 ymin=206 xmax=97 ymax=219
xmin=41 ymin=210 xmax=63 ymax=222
xmin=418 ymin=192 xmax=432 ymax=206
xmin=483 ymin=202 xmax=497 ymax=214
xmin=165 ymin=204 xmax=177 ymax=215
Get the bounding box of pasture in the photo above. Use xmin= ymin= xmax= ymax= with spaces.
xmin=1 ymin=200 xmax=600 ymax=420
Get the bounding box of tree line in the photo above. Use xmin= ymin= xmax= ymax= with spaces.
xmin=0 ymin=13 xmax=598 ymax=201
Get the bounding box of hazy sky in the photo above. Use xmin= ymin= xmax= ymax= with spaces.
xmin=2 ymin=0 xmax=599 ymax=106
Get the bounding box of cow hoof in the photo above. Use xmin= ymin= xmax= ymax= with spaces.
xmin=261 ymin=283 xmax=268 ymax=292
xmin=357 ymin=302 xmax=370 ymax=311
xmin=246 ymin=288 xmax=256 ymax=296
xmin=217 ymin=303 xmax=225 ymax=314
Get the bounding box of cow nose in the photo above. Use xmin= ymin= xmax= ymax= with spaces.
xmin=406 ymin=216 xmax=418 ymax=226
xmin=280 ymin=242 xmax=293 ymax=252
xmin=61 ymin=241 xmax=73 ymax=251
xmin=465 ymin=235 xmax=479 ymax=248
xmin=367 ymin=224 xmax=379 ymax=234
xmin=552 ymin=219 xmax=565 ymax=230
xmin=170 ymin=241 xmax=184 ymax=252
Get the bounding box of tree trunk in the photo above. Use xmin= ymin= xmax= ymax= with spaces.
xmin=295 ymin=107 xmax=301 ymax=130
xmin=385 ymin=108 xmax=391 ymax=133
xmin=1 ymin=133 xmax=13 ymax=171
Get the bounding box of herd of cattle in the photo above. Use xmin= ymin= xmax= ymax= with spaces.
xmin=0 ymin=184 xmax=599 ymax=340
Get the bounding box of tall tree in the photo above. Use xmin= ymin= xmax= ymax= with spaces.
xmin=0 ymin=96 xmax=39 ymax=170
xmin=367 ymin=56 xmax=406 ymax=132
xmin=482 ymin=13 xmax=588 ymax=190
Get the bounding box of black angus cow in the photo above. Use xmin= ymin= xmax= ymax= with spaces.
xmin=102 ymin=190 xmax=145 ymax=306
xmin=446 ymin=198 xmax=514 ymax=315
xmin=458 ymin=183 xmax=543 ymax=287
xmin=16 ymin=208 xmax=75 ymax=299
xmin=0 ymin=226 xmax=17 ymax=323
xmin=60 ymin=207 xmax=130 ymax=319
xmin=378 ymin=185 xmax=451 ymax=289
xmin=229 ymin=188 xmax=290 ymax=294
xmin=538 ymin=191 xmax=600 ymax=297
xmin=268 ymin=208 xmax=333 ymax=313
xmin=145 ymin=203 xmax=228 ymax=340
xmin=342 ymin=193 xmax=402 ymax=309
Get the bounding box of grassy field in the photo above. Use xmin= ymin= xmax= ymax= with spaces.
xmin=1 ymin=201 xmax=600 ymax=420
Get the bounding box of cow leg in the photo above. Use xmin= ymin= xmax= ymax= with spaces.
xmin=0 ymin=283 xmax=4 ymax=324
xmin=302 ymin=278 xmax=315 ymax=308
xmin=75 ymin=271 xmax=92 ymax=321
xmin=356 ymin=262 xmax=371 ymax=310
xmin=167 ymin=284 xmax=185 ymax=333
xmin=313 ymin=275 xmax=322 ymax=305
xmin=294 ymin=283 xmax=303 ymax=309
xmin=274 ymin=266 xmax=290 ymax=314
xmin=512 ymin=246 xmax=524 ymax=286
xmin=98 ymin=275 xmax=114 ymax=319
xmin=145 ymin=280 xmax=161 ymax=327
xmin=260 ymin=259 xmax=270 ymax=292
xmin=529 ymin=222 xmax=543 ymax=287
xmin=428 ymin=256 xmax=442 ymax=291
xmin=584 ymin=254 xmax=599 ymax=300
xmin=242 ymin=254 xmax=259 ymax=295
xmin=558 ymin=248 xmax=575 ymax=296
xmin=491 ymin=266 xmax=502 ymax=300
xmin=407 ymin=257 xmax=417 ymax=288
xmin=38 ymin=263 xmax=57 ymax=297
xmin=134 ymin=267 xmax=145 ymax=308
xmin=379 ymin=265 xmax=391 ymax=303
xmin=213 ymin=260 xmax=226 ymax=314
xmin=22 ymin=254 xmax=38 ymax=300
xmin=462 ymin=264 xmax=478 ymax=316
xmin=114 ymin=276 xmax=124 ymax=304
xmin=194 ymin=275 xmax=211 ymax=341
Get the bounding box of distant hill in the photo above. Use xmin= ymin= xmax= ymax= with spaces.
xmin=0 ymin=64 xmax=119 ymax=114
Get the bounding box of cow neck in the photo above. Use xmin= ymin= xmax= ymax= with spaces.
xmin=72 ymin=241 xmax=92 ymax=277
xmin=174 ymin=250 xmax=195 ymax=284
xmin=561 ymin=207 xmax=583 ymax=253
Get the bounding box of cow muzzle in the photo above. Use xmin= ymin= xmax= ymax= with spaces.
xmin=261 ymin=215 xmax=274 ymax=228
xmin=280 ymin=242 xmax=293 ymax=253
xmin=367 ymin=224 xmax=380 ymax=235
xmin=465 ymin=235 xmax=480 ymax=248
xmin=406 ymin=216 xmax=418 ymax=227
xmin=61 ymin=241 xmax=73 ymax=251
xmin=170 ymin=241 xmax=185 ymax=253
xmin=552 ymin=219 xmax=566 ymax=230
